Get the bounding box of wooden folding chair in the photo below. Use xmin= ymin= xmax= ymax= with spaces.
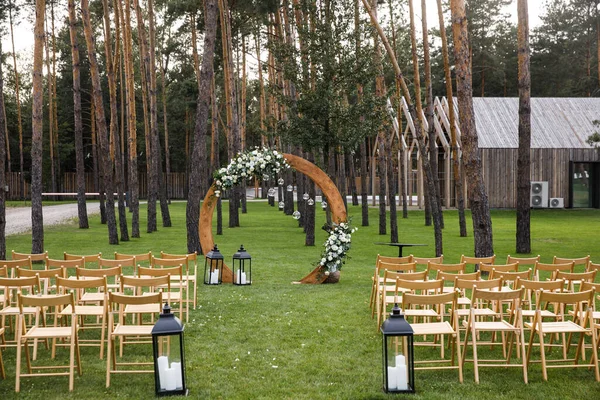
xmin=15 ymin=292 xmax=81 ymax=392
xmin=12 ymin=250 xmax=48 ymax=269
xmin=152 ymin=256 xmax=191 ymax=313
xmin=533 ymin=261 xmax=574 ymax=281
xmin=57 ymin=276 xmax=108 ymax=359
xmin=372 ymin=260 xmax=417 ymax=319
xmin=506 ymin=254 xmax=540 ymax=268
xmin=161 ymin=251 xmax=199 ymax=309
xmin=369 ymin=255 xmax=414 ymax=313
xmin=76 ymin=266 xmax=122 ymax=304
xmin=46 ymin=256 xmax=84 ymax=278
xmin=526 ymin=288 xmax=599 ymax=381
xmin=453 ymin=278 xmax=503 ymax=323
xmin=139 ymin=265 xmax=185 ymax=321
xmin=98 ymin=257 xmax=136 ymax=291
xmin=460 ymin=255 xmax=496 ymax=273
xmin=402 ymin=290 xmax=463 ymax=382
xmin=462 ymin=286 xmax=527 ymax=384
xmin=1 ymin=258 xmax=33 ymax=278
xmin=377 ymin=270 xmax=427 ymax=327
xmin=586 ymin=261 xmax=600 ymax=278
xmin=514 ymin=278 xmax=565 ymax=322
xmin=0 ymin=276 xmax=42 ymax=348
xmin=106 ymin=291 xmax=163 ymax=388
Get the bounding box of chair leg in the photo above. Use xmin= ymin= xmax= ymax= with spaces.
xmin=106 ymin=335 xmax=112 ymax=388
xmin=15 ymin=337 xmax=22 ymax=392
xmin=69 ymin=330 xmax=76 ymax=391
xmin=539 ymin=327 xmax=548 ymax=381
xmin=471 ymin=325 xmax=480 ymax=384
xmin=455 ymin=332 xmax=463 ymax=383
xmin=519 ymin=326 xmax=528 ymax=384
xmin=100 ymin=314 xmax=106 ymax=360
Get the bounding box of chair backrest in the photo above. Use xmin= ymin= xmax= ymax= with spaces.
xmin=490 ymin=268 xmax=533 ymax=284
xmin=376 ymin=254 xmax=414 ymax=265
xmin=396 ymin=278 xmax=444 ymax=294
xmin=45 ymin=256 xmax=85 ymax=277
xmin=402 ymin=290 xmax=458 ymax=319
xmin=383 ymin=269 xmax=427 ymax=283
xmin=64 ymin=252 xmax=101 ymax=267
xmin=99 ymin=257 xmax=136 ymax=277
xmin=12 ymin=250 xmax=48 ymax=264
xmin=139 ymin=265 xmax=182 ymax=278
xmin=514 ymin=278 xmax=565 ymax=311
xmin=109 ymin=291 xmax=163 ymax=307
xmin=454 ymin=277 xmax=502 ymax=291
xmin=580 ymin=281 xmax=600 ymax=311
xmin=161 ymin=251 xmax=197 ymax=262
xmin=151 ymin=256 xmax=188 ymax=275
xmin=553 ymin=255 xmax=590 ymax=268
xmin=0 ymin=276 xmax=41 ymax=306
xmin=115 ymin=251 xmax=151 ymax=262
xmin=553 ymin=270 xmax=597 ymax=284
xmin=18 ymin=292 xmax=75 ymax=312
xmin=120 ymin=274 xmax=171 ymax=297
xmin=378 ymin=261 xmax=416 ymax=274
xmin=460 ymin=254 xmax=496 ymax=273
xmin=411 ymin=255 xmax=444 ymax=268
xmin=471 ymin=286 xmax=524 ymax=309
xmin=506 ymin=254 xmax=540 ymax=266
xmin=480 ymin=262 xmax=519 ymax=274
xmin=536 ymin=289 xmax=595 ymax=319
xmin=533 ymin=261 xmax=574 ymax=280
xmin=1 ymin=258 xmax=33 ymax=277
xmin=76 ymin=265 xmax=122 ymax=279
xmin=57 ymin=275 xmax=107 ymax=291
xmin=426 ymin=262 xmax=466 ymax=275
xmin=16 ymin=267 xmax=63 ymax=294
xmin=438 ymin=270 xmax=480 ymax=282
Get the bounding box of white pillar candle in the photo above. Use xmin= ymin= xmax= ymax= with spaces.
xmin=397 ymin=364 xmax=408 ymax=390
xmin=157 ymin=356 xmax=169 ymax=390
xmin=171 ymin=362 xmax=183 ymax=388
xmin=387 ymin=366 xmax=398 ymax=391
xmin=165 ymin=368 xmax=176 ymax=390
xmin=396 ymin=354 xmax=405 ymax=367
xmin=241 ymin=272 xmax=247 ymax=285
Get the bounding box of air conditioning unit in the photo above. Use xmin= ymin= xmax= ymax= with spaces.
xmin=530 ymin=181 xmax=548 ymax=208
xmin=549 ymin=197 xmax=564 ymax=208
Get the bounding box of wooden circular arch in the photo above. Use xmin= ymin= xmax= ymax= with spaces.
xmin=199 ymin=153 xmax=347 ymax=284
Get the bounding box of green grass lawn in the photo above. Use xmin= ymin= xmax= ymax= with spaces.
xmin=1 ymin=201 xmax=599 ymax=399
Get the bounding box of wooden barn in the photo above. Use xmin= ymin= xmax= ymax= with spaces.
xmin=394 ymin=97 xmax=600 ymax=209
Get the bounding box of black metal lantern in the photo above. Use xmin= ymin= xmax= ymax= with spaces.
xmin=381 ymin=304 xmax=414 ymax=394
xmin=204 ymin=245 xmax=224 ymax=285
xmin=232 ymin=245 xmax=252 ymax=285
xmin=152 ymin=303 xmax=187 ymax=396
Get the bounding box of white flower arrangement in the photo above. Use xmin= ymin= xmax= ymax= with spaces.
xmin=213 ymin=147 xmax=290 ymax=192
xmin=319 ymin=222 xmax=357 ymax=273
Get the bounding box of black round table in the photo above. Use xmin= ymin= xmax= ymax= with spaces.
xmin=374 ymin=243 xmax=428 ymax=257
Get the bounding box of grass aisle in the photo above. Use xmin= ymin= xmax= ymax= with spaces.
xmin=1 ymin=201 xmax=599 ymax=399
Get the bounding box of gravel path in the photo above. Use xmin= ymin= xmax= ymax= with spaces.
xmin=5 ymin=203 xmax=101 ymax=236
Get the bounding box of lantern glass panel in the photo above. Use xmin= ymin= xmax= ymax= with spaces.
xmin=384 ymin=336 xmax=411 ymax=392
xmin=155 ymin=335 xmax=184 ymax=392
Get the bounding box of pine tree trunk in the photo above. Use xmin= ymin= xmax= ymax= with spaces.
xmin=186 ymin=0 xmax=218 ymax=254
xmin=360 ymin=139 xmax=369 ymax=226
xmin=219 ymin=0 xmax=241 ymax=228
xmin=45 ymin=13 xmax=56 ymax=196
xmin=81 ymin=0 xmax=118 ymax=244
xmin=422 ymin=0 xmax=444 ymax=229
xmin=9 ymin=7 xmax=25 ymax=200
xmin=120 ymin=0 xmax=140 ymax=237
xmin=305 ymin=152 xmax=316 ymax=246
xmin=160 ymin=48 xmax=171 ymax=202
xmin=0 ymin=41 xmax=8 ymax=259
xmin=347 ymin=153 xmax=358 ymax=206
xmin=437 ymin=0 xmax=466 ymax=236
xmin=147 ymin=0 xmax=171 ymax=227
xmin=31 ymin=0 xmax=46 ymax=253
xmin=91 ymin=97 xmax=106 ymax=223
xmin=68 ymin=0 xmax=88 ymax=229
xmin=516 ymin=0 xmax=531 ymax=254
xmin=451 ymin=0 xmax=493 ymax=257
xmin=102 ymin=0 xmax=129 ymax=241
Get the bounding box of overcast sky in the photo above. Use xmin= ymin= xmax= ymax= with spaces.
xmin=2 ymin=2 xmax=543 ymax=70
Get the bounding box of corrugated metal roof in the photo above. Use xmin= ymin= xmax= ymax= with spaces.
xmin=464 ymin=98 xmax=600 ymax=149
